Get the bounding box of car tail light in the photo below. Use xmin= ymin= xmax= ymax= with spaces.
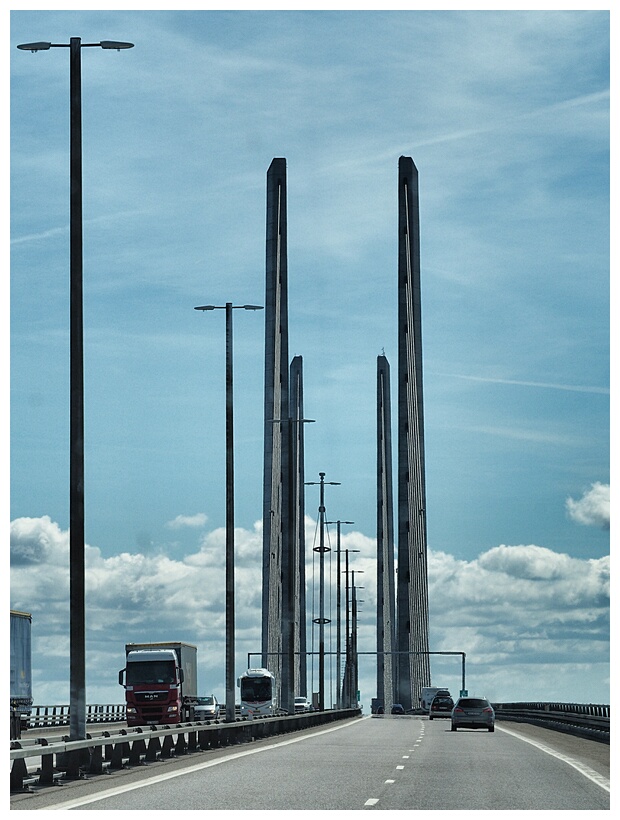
xmin=453 ymin=707 xmax=464 ymax=713
xmin=483 ymin=707 xmax=493 ymax=714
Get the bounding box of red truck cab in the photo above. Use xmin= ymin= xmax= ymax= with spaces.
xmin=119 ymin=644 xmax=196 ymax=726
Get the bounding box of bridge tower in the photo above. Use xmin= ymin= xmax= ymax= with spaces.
xmin=261 ymin=160 xmax=308 ymax=713
xmin=396 ymin=156 xmax=431 ymax=710
xmin=289 ymin=354 xmax=308 ymax=698
xmin=377 ymin=354 xmax=397 ymax=709
xmin=261 ymin=158 xmax=290 ymax=707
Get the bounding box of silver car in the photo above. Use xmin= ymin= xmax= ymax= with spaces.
xmin=194 ymin=695 xmax=220 ymax=720
xmin=451 ymin=696 xmax=495 ymax=732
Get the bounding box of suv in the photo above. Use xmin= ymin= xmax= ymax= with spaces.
xmin=451 ymin=696 xmax=495 ymax=732
xmin=294 ymin=696 xmax=312 ymax=713
xmin=429 ymin=694 xmax=454 ymax=719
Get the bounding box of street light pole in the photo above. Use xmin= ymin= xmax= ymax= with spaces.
xmin=195 ymin=303 xmax=263 ymax=722
xmin=305 ymin=472 xmax=340 ymax=710
xmin=17 ymin=36 xmax=134 ymax=743
xmin=325 ymin=520 xmax=354 ymax=708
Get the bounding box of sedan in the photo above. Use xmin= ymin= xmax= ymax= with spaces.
xmin=451 ymin=696 xmax=495 ymax=732
xmin=390 ymin=703 xmax=406 ymax=715
xmin=429 ymin=694 xmax=454 ymax=719
xmin=194 ymin=695 xmax=220 ymax=720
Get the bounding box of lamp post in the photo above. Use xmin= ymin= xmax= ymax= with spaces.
xmin=342 ymin=551 xmax=362 ymax=708
xmin=194 ymin=303 xmax=263 ymax=722
xmin=305 ymin=472 xmax=340 ymax=710
xmin=325 ymin=521 xmax=354 ymax=708
xmin=17 ymin=37 xmax=133 ymax=742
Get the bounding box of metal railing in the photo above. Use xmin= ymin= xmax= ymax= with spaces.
xmin=27 ymin=704 xmax=126 ymax=728
xmin=493 ymin=702 xmax=609 ymax=744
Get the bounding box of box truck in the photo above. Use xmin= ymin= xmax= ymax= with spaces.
xmin=119 ymin=642 xmax=198 ymax=727
xmin=420 ymin=686 xmax=451 ymax=712
xmin=10 ymin=610 xmax=33 ymax=739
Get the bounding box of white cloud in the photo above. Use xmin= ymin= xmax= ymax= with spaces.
xmin=566 ymin=482 xmax=610 ymax=529
xmin=166 ymin=513 xmax=208 ymax=529
xmin=9 ymin=516 xmax=609 ymax=708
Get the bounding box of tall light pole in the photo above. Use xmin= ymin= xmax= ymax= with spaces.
xmin=325 ymin=521 xmax=354 ymax=708
xmin=305 ymin=472 xmax=340 ymax=710
xmin=194 ymin=303 xmax=263 ymax=722
xmin=342 ymin=550 xmax=362 ymax=708
xmin=17 ymin=37 xmax=134 ymax=742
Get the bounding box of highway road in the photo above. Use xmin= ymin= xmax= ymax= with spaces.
xmin=11 ymin=715 xmax=610 ymax=810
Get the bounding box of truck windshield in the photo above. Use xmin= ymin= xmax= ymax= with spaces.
xmin=126 ymin=660 xmax=176 ymax=685
xmin=241 ymin=678 xmax=272 ymax=702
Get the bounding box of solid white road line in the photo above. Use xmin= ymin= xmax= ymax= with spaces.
xmin=45 ymin=718 xmax=362 ymax=810
xmin=496 ymin=724 xmax=610 ymax=793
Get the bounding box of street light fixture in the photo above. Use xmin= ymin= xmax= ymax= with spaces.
xmin=17 ymin=36 xmax=134 ymax=743
xmin=194 ymin=302 xmax=263 ymax=722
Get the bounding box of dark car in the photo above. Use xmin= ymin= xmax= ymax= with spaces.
xmin=451 ymin=696 xmax=495 ymax=732
xmin=429 ymin=694 xmax=454 ymax=719
xmin=391 ymin=703 xmax=406 ymax=715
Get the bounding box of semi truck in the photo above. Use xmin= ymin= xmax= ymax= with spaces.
xmin=119 ymin=642 xmax=198 ymax=727
xmin=10 ymin=610 xmax=33 ymax=739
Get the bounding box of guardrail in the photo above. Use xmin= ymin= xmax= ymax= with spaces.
xmin=10 ymin=707 xmax=362 ymax=793
xmin=27 ymin=704 xmax=126 ymax=729
xmin=493 ymin=702 xmax=609 ymax=744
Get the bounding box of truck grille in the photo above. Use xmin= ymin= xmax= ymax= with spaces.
xmin=135 ymin=691 xmax=168 ymax=704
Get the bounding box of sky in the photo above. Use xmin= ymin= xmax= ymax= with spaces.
xmin=8 ymin=5 xmax=610 ymax=709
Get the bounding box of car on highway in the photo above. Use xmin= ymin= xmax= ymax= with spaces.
xmin=194 ymin=695 xmax=220 ymax=720
xmin=451 ymin=696 xmax=495 ymax=732
xmin=390 ymin=703 xmax=406 ymax=715
xmin=294 ymin=696 xmax=312 ymax=713
xmin=428 ymin=693 xmax=454 ymax=719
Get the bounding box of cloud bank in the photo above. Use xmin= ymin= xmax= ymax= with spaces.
xmin=10 ymin=514 xmax=609 ymax=707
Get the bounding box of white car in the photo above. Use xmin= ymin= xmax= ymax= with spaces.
xmin=294 ymin=696 xmax=312 ymax=713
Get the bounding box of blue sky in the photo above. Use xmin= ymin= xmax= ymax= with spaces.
xmin=9 ymin=7 xmax=610 ymax=708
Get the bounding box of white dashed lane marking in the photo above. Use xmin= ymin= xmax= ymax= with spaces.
xmin=364 ymin=718 xmax=424 ymax=808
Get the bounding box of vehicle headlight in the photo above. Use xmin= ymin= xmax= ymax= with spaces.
xmin=167 ymin=705 xmax=178 ymax=712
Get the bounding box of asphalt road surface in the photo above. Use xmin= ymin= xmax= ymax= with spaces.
xmin=11 ymin=715 xmax=610 ymax=810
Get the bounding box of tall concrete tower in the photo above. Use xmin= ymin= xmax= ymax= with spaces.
xmin=262 ymin=158 xmax=289 ymax=703
xmin=396 ymin=156 xmax=431 ymax=710
xmin=377 ymin=354 xmax=397 ymax=709
xmin=289 ymin=355 xmax=308 ymax=698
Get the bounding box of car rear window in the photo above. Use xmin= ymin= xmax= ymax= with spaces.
xmin=458 ymin=698 xmax=489 ymax=708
